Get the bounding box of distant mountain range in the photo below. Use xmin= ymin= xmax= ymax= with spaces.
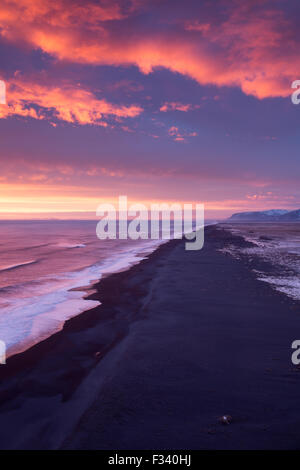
xmin=227 ymin=209 xmax=300 ymax=222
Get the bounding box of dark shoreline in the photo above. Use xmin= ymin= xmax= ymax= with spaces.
xmin=0 ymin=235 xmax=182 ymax=449
xmin=0 ymin=237 xmax=180 ymax=379
xmin=0 ymin=225 xmax=300 ymax=449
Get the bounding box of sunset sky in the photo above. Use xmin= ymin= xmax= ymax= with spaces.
xmin=0 ymin=0 xmax=299 ymax=218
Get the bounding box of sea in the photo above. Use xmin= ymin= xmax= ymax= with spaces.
xmin=0 ymin=219 xmax=207 ymax=358
xmin=220 ymin=223 xmax=300 ymax=301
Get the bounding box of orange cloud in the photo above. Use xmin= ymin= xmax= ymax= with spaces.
xmin=168 ymin=126 xmax=197 ymax=142
xmin=0 ymin=78 xmax=143 ymax=125
xmin=160 ymin=102 xmax=200 ymax=112
xmin=184 ymin=21 xmax=211 ymax=34
xmin=0 ymin=0 xmax=298 ymax=99
xmin=0 ymin=0 xmax=125 ymax=30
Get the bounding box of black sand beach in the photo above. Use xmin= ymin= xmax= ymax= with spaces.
xmin=0 ymin=225 xmax=300 ymax=450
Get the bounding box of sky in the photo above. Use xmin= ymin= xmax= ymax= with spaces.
xmin=0 ymin=0 xmax=300 ymax=219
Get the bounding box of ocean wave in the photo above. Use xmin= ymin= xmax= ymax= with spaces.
xmin=0 ymin=260 xmax=38 ymax=272
xmin=56 ymin=243 xmax=87 ymax=249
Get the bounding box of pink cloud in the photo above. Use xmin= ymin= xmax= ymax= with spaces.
xmin=0 ymin=78 xmax=143 ymax=125
xmin=0 ymin=0 xmax=298 ymax=99
xmin=160 ymin=102 xmax=200 ymax=112
xmin=184 ymin=21 xmax=211 ymax=34
xmin=168 ymin=126 xmax=197 ymax=142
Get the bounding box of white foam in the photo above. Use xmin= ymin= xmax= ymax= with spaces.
xmin=257 ymin=274 xmax=300 ymax=301
xmin=222 ymin=224 xmax=300 ymax=301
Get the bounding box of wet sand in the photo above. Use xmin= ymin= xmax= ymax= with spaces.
xmin=0 ymin=225 xmax=300 ymax=449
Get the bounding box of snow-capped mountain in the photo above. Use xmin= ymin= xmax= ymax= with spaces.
xmin=227 ymin=209 xmax=299 ymax=222
xmin=260 ymin=209 xmax=289 ymax=216
xmin=280 ymin=209 xmax=300 ymax=221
